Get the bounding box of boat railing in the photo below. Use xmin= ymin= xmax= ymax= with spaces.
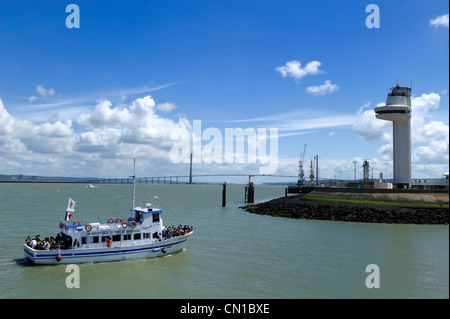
xmin=62 ymin=220 xmax=128 ymax=233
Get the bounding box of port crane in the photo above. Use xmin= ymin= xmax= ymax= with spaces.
xmin=287 ymin=144 xmax=314 ymax=194
xmin=298 ymin=144 xmax=306 ymax=186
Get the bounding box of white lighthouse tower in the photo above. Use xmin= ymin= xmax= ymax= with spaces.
xmin=374 ymin=82 xmax=412 ymax=188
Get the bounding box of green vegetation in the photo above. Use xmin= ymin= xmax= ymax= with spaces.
xmin=302 ymin=195 xmax=449 ymax=208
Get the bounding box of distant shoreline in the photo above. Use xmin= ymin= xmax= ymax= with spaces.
xmin=0 ymin=179 xmax=93 ymax=183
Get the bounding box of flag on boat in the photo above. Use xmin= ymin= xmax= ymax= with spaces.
xmin=65 ymin=211 xmax=72 ymax=221
xmin=65 ymin=198 xmax=76 ymax=221
xmin=67 ymin=198 xmax=76 ymax=212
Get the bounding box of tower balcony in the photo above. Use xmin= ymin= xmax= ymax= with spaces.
xmin=374 ymin=105 xmax=411 ymax=122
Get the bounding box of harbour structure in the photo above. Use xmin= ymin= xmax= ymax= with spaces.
xmin=287 ymin=144 xmax=314 ymax=194
xmin=411 ymin=173 xmax=449 ymax=190
xmin=374 ymin=82 xmax=412 ymax=188
xmin=363 ymin=160 xmax=370 ymax=188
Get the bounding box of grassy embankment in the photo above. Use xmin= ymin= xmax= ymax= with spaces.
xmin=302 ymin=195 xmax=449 ymax=209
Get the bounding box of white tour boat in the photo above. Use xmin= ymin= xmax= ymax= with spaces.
xmin=23 ymin=164 xmax=194 ymax=265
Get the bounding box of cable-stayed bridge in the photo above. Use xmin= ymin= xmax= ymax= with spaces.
xmin=90 ymin=174 xmax=299 ymax=184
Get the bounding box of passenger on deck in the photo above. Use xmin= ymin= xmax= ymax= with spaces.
xmin=73 ymin=239 xmax=80 ymax=249
xmin=162 ymin=225 xmax=194 ymax=239
xmin=50 ymin=237 xmax=58 ymax=250
xmin=106 ymin=236 xmax=112 ymax=247
xmin=42 ymin=240 xmax=50 ymax=250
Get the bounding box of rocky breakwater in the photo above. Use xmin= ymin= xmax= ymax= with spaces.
xmin=241 ymin=192 xmax=449 ymax=225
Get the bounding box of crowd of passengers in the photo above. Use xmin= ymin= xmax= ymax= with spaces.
xmin=162 ymin=225 xmax=193 ymax=239
xmin=25 ymin=234 xmax=75 ymax=250
xmin=26 ymin=224 xmax=194 ymax=249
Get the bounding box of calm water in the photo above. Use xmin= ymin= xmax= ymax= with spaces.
xmin=0 ymin=183 xmax=448 ymax=299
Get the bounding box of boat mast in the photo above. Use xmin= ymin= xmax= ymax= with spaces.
xmin=130 ymin=158 xmax=136 ymax=219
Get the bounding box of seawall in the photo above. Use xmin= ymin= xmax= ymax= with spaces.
xmin=241 ymin=190 xmax=449 ymax=225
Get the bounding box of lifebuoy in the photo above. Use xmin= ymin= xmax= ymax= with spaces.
xmin=85 ymin=224 xmax=93 ymax=232
xmin=108 ymin=218 xmax=114 ymax=224
xmin=73 ymin=221 xmax=80 ymax=227
xmin=116 ymin=218 xmax=122 ymax=223
xmin=130 ymin=221 xmax=137 ymax=228
xmin=122 ymin=221 xmax=128 ymax=228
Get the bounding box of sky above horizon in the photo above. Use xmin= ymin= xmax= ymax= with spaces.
xmin=0 ymin=0 xmax=448 ymax=184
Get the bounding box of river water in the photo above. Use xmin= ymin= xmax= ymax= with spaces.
xmin=0 ymin=183 xmax=448 ymax=299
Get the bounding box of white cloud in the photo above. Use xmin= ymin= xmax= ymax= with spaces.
xmin=0 ymin=95 xmax=192 ymax=177
xmin=36 ymin=85 xmax=55 ymax=97
xmin=28 ymin=96 xmax=37 ymax=103
xmin=76 ymin=95 xmax=191 ymax=148
xmin=306 ymin=80 xmax=340 ymax=96
xmin=233 ymin=109 xmax=355 ymax=134
xmin=352 ymin=102 xmax=391 ymax=141
xmin=275 ymin=60 xmax=322 ymax=81
xmin=377 ymin=144 xmax=393 ymax=161
xmin=414 ymin=139 xmax=449 ymax=160
xmin=430 ymin=14 xmax=449 ymax=28
xmin=0 ymin=99 xmax=15 ymax=136
xmin=156 ymin=102 xmax=178 ymax=112
xmin=77 ymin=99 xmax=133 ymax=129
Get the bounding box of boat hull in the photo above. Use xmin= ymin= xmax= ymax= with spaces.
xmin=24 ymin=233 xmax=191 ymax=265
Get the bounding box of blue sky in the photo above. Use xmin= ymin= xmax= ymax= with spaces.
xmin=0 ymin=0 xmax=448 ymax=183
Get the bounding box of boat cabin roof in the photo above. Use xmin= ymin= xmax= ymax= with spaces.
xmin=133 ymin=207 xmax=162 ymax=214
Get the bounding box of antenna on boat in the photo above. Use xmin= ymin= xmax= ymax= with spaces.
xmin=130 ymin=158 xmax=136 ymax=219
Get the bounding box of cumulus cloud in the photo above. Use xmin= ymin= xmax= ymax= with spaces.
xmin=413 ymin=139 xmax=449 ymax=164
xmin=275 ymin=60 xmax=322 ymax=81
xmin=352 ymin=102 xmax=391 ymax=141
xmin=430 ymin=14 xmax=449 ymax=28
xmin=306 ymin=80 xmax=340 ymax=96
xmin=0 ymin=95 xmax=192 ymax=177
xmin=77 ymin=96 xmax=190 ymax=147
xmin=377 ymin=144 xmax=393 ymax=161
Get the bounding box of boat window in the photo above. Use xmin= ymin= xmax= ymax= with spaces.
xmin=153 ymin=232 xmax=159 ymax=239
xmin=134 ymin=233 xmax=141 ymax=240
xmin=81 ymin=237 xmax=87 ymax=245
xmin=123 ymin=234 xmax=131 ymax=241
xmin=143 ymin=233 xmax=150 ymax=239
xmin=112 ymin=235 xmax=121 ymax=242
xmin=153 ymin=213 xmax=160 ymax=222
xmin=91 ymin=236 xmax=99 ymax=244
